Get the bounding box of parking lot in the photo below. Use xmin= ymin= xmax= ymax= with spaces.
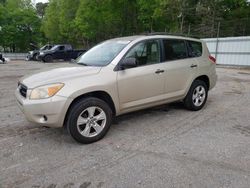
xmin=0 ymin=60 xmax=250 ymax=188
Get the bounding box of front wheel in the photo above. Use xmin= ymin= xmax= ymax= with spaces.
xmin=66 ymin=97 xmax=112 ymax=144
xmin=43 ymin=55 xmax=53 ymax=62
xmin=184 ymin=80 xmax=208 ymax=111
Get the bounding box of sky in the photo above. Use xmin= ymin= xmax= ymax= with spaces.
xmin=33 ymin=0 xmax=49 ymax=3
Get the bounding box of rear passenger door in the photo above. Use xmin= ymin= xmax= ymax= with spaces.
xmin=162 ymin=39 xmax=198 ymax=96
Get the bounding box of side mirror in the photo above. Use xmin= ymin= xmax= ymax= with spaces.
xmin=119 ymin=57 xmax=137 ymax=69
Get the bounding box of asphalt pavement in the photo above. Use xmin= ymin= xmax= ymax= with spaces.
xmin=1 ymin=61 xmax=250 ymax=188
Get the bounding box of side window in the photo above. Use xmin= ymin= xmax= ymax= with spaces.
xmin=65 ymin=45 xmax=72 ymax=51
xmin=58 ymin=46 xmax=65 ymax=51
xmin=125 ymin=40 xmax=160 ymax=66
xmin=188 ymin=41 xmax=202 ymax=57
xmin=163 ymin=39 xmax=188 ymax=61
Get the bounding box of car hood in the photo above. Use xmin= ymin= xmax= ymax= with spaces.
xmin=29 ymin=50 xmax=37 ymax=54
xmin=20 ymin=64 xmax=102 ymax=88
xmin=39 ymin=49 xmax=52 ymax=54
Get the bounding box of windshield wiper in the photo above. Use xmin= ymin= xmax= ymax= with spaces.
xmin=78 ymin=62 xmax=89 ymax=66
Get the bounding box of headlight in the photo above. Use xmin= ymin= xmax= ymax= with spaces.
xmin=40 ymin=52 xmax=44 ymax=55
xmin=30 ymin=83 xmax=64 ymax=100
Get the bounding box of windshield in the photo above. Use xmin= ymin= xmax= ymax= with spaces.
xmin=40 ymin=45 xmax=52 ymax=51
xmin=50 ymin=45 xmax=60 ymax=51
xmin=77 ymin=40 xmax=130 ymax=66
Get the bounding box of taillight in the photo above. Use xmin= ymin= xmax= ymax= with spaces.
xmin=209 ymin=55 xmax=216 ymax=64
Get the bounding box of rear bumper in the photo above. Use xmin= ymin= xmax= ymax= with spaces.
xmin=15 ymin=89 xmax=71 ymax=128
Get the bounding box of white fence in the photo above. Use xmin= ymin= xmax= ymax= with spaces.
xmin=2 ymin=36 xmax=250 ymax=65
xmin=3 ymin=53 xmax=27 ymax=60
xmin=203 ymin=36 xmax=250 ymax=66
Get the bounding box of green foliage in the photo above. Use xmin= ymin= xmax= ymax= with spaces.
xmin=0 ymin=0 xmax=44 ymax=52
xmin=41 ymin=0 xmax=61 ymax=43
xmin=1 ymin=0 xmax=250 ymax=51
xmin=36 ymin=2 xmax=48 ymax=18
xmin=42 ymin=0 xmax=250 ymax=47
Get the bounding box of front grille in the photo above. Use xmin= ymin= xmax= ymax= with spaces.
xmin=19 ymin=83 xmax=27 ymax=98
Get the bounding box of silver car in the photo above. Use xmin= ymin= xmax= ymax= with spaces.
xmin=16 ymin=35 xmax=217 ymax=143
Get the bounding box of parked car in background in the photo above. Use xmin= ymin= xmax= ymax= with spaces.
xmin=37 ymin=44 xmax=86 ymax=62
xmin=26 ymin=44 xmax=54 ymax=61
xmin=16 ymin=34 xmax=217 ymax=144
xmin=0 ymin=53 xmax=5 ymax=64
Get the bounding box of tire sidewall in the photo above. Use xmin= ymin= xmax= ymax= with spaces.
xmin=185 ymin=80 xmax=208 ymax=111
xmin=32 ymin=53 xmax=38 ymax=61
xmin=44 ymin=55 xmax=52 ymax=62
xmin=67 ymin=97 xmax=112 ymax=144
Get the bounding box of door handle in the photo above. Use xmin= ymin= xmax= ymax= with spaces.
xmin=190 ymin=64 xmax=197 ymax=68
xmin=155 ymin=69 xmax=165 ymax=74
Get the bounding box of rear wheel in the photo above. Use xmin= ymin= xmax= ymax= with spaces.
xmin=66 ymin=97 xmax=112 ymax=144
xmin=184 ymin=80 xmax=208 ymax=111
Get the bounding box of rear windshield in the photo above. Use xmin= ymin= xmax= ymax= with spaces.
xmin=188 ymin=41 xmax=202 ymax=57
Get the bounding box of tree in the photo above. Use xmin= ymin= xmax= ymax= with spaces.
xmin=41 ymin=0 xmax=250 ymax=48
xmin=74 ymin=0 xmax=126 ymax=46
xmin=58 ymin=0 xmax=80 ymax=45
xmin=36 ymin=2 xmax=48 ymax=18
xmin=0 ymin=0 xmax=43 ymax=52
xmin=41 ymin=0 xmax=62 ymax=43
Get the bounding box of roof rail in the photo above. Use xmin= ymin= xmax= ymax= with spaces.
xmin=140 ymin=32 xmax=200 ymax=39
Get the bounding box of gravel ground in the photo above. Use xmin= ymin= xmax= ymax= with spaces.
xmin=0 ymin=60 xmax=250 ymax=188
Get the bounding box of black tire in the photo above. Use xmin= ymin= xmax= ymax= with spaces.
xmin=66 ymin=97 xmax=113 ymax=144
xmin=32 ymin=53 xmax=38 ymax=61
xmin=184 ymin=80 xmax=208 ymax=111
xmin=43 ymin=55 xmax=53 ymax=62
xmin=34 ymin=53 xmax=39 ymax=61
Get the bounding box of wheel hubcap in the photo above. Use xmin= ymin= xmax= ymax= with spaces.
xmin=192 ymin=85 xmax=206 ymax=107
xmin=77 ymin=106 xmax=106 ymax=137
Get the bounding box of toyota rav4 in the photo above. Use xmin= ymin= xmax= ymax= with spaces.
xmin=16 ymin=35 xmax=217 ymax=144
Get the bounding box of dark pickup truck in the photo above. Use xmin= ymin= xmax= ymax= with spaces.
xmin=26 ymin=44 xmax=54 ymax=61
xmin=37 ymin=44 xmax=86 ymax=62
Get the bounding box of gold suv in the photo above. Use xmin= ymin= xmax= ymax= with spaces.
xmin=16 ymin=35 xmax=217 ymax=143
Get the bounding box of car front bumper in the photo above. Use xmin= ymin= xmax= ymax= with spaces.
xmin=26 ymin=54 xmax=32 ymax=61
xmin=15 ymin=89 xmax=70 ymax=128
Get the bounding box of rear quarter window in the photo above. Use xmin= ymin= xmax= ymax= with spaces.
xmin=188 ymin=41 xmax=202 ymax=57
xmin=163 ymin=39 xmax=188 ymax=61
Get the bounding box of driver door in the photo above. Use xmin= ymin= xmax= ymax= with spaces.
xmin=54 ymin=45 xmax=65 ymax=59
xmin=117 ymin=39 xmax=166 ymax=111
